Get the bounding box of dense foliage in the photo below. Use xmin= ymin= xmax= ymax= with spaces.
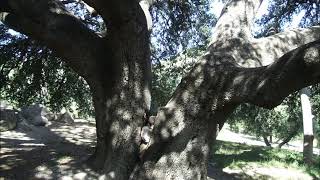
xmin=0 ymin=27 xmax=93 ymax=117
xmin=257 ymin=0 xmax=320 ymax=34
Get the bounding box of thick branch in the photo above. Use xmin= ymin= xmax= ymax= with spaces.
xmin=252 ymin=26 xmax=320 ymax=66
xmin=82 ymin=0 xmax=147 ymax=29
xmin=208 ymin=26 xmax=320 ymax=68
xmin=0 ymin=0 xmax=103 ymax=78
xmin=139 ymin=0 xmax=153 ymax=31
xmin=208 ymin=1 xmax=320 ymax=69
xmin=210 ymin=0 xmax=263 ymax=42
xmin=233 ymin=39 xmax=320 ymax=108
xmin=208 ymin=0 xmax=265 ymax=68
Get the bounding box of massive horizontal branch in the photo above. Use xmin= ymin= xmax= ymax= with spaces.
xmin=252 ymin=26 xmax=320 ymax=66
xmin=232 ymin=39 xmax=320 ymax=108
xmin=0 ymin=0 xmax=104 ymax=78
xmin=208 ymin=26 xmax=320 ymax=68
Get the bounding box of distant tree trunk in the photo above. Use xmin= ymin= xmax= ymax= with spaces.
xmin=263 ymin=135 xmax=272 ymax=147
xmin=278 ymin=126 xmax=299 ymax=148
xmin=300 ymin=87 xmax=314 ymax=165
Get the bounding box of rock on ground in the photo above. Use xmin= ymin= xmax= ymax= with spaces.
xmin=0 ymin=109 xmax=20 ymax=132
xmin=56 ymin=112 xmax=74 ymax=124
xmin=21 ymin=104 xmax=54 ymax=126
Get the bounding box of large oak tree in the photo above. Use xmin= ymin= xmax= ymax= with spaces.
xmin=1 ymin=0 xmax=320 ymax=179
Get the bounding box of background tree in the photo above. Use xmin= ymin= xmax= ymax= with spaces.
xmin=228 ymin=0 xmax=320 ymax=148
xmin=0 ymin=31 xmax=94 ymax=117
xmin=1 ymin=0 xmax=320 ymax=179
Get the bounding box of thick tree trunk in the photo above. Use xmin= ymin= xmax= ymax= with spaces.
xmin=300 ymin=87 xmax=314 ymax=165
xmin=129 ymin=48 xmax=260 ymax=178
xmin=83 ymin=5 xmax=152 ymax=178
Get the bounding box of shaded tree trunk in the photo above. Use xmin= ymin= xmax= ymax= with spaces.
xmin=300 ymin=87 xmax=314 ymax=165
xmin=263 ymin=135 xmax=272 ymax=147
xmin=278 ymin=131 xmax=296 ymax=148
xmin=278 ymin=123 xmax=300 ymax=148
xmin=1 ymin=0 xmax=320 ymax=179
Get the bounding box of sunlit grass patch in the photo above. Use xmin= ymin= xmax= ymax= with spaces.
xmin=211 ymin=140 xmax=320 ymax=179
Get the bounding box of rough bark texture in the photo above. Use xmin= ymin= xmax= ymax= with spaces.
xmin=303 ymin=135 xmax=314 ymax=165
xmin=1 ymin=0 xmax=320 ymax=179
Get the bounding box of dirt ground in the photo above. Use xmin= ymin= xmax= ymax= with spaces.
xmin=0 ymin=120 xmax=315 ymax=180
xmin=0 ymin=119 xmax=99 ymax=179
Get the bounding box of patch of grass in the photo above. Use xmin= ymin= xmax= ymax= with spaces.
xmin=210 ymin=140 xmax=320 ymax=179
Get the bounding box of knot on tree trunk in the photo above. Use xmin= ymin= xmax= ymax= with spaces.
xmin=139 ymin=115 xmax=156 ymax=158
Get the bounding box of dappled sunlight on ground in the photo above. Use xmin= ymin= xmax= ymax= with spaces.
xmin=208 ymin=138 xmax=320 ymax=180
xmin=223 ymin=165 xmax=313 ymax=180
xmin=0 ymin=119 xmax=100 ymax=179
xmin=49 ymin=119 xmax=96 ymax=146
xmin=217 ymin=124 xmax=320 ymax=155
xmin=208 ymin=164 xmax=313 ymax=180
xmin=1 ymin=120 xmax=318 ymax=179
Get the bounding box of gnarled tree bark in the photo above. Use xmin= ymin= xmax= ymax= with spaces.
xmin=1 ymin=0 xmax=320 ymax=179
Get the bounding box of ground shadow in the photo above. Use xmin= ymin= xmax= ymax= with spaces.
xmin=0 ymin=120 xmax=100 ymax=179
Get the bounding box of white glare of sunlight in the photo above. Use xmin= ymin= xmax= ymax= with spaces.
xmin=0 ymin=131 xmax=35 ymax=141
xmin=35 ymin=165 xmax=53 ymax=179
xmin=284 ymin=10 xmax=306 ymax=30
xmin=19 ymin=143 xmax=46 ymax=146
xmin=8 ymin=29 xmax=20 ymax=36
xmin=210 ymin=0 xmax=224 ymax=17
xmin=256 ymin=0 xmax=269 ymax=19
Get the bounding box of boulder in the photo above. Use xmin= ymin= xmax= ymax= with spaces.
xmin=56 ymin=112 xmax=74 ymax=124
xmin=0 ymin=109 xmax=19 ymax=132
xmin=21 ymin=104 xmax=54 ymax=126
